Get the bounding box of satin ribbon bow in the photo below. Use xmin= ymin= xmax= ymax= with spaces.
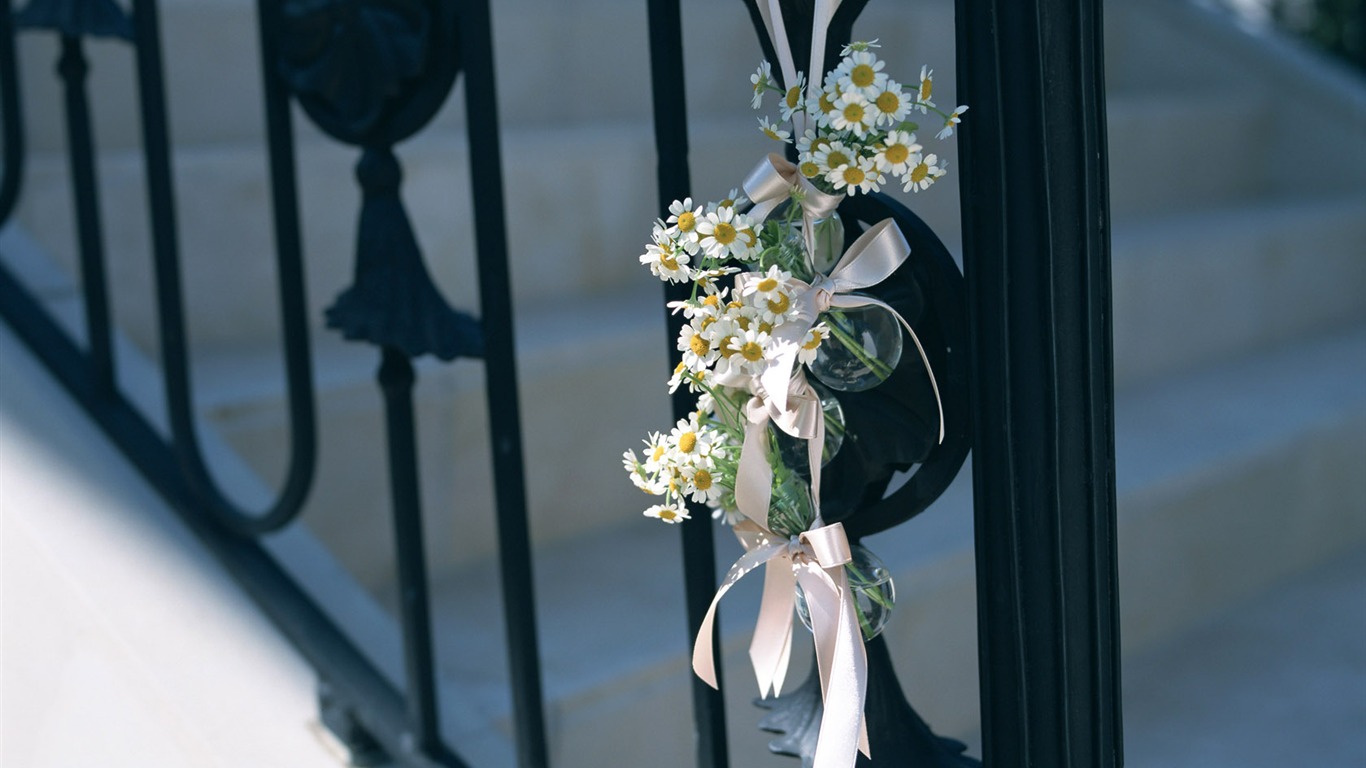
xmin=742 ymin=153 xmax=845 ymax=261
xmin=692 ymin=519 xmax=870 ymax=767
xmin=733 ymin=371 xmax=826 ymax=528
xmin=739 ymin=218 xmax=946 ymax=444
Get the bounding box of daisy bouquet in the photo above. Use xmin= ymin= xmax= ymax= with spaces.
xmin=624 ymin=22 xmax=963 ymax=768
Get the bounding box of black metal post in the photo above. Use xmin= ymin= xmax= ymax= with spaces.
xmin=458 ymin=0 xmax=551 ymax=764
xmin=0 ymin=0 xmax=23 ymax=224
xmin=955 ymin=1 xmax=1123 ymax=766
xmin=57 ymin=34 xmax=115 ymax=395
xmin=647 ymin=1 xmax=730 ymax=766
xmin=378 ymin=346 xmax=443 ymax=757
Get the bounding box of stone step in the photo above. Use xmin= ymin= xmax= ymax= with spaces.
xmin=11 ymin=0 xmax=960 ymax=152
xmin=403 ymin=322 xmax=1366 ymax=767
xmin=194 ymin=186 xmax=1366 ymax=590
xmin=16 ymin=84 xmax=1355 ymax=355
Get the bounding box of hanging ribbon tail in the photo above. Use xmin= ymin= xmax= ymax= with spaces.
xmin=692 ymin=535 xmax=788 ymax=690
xmin=829 ymin=291 xmax=945 ymax=445
xmin=796 ymin=523 xmax=869 ymax=767
xmin=808 ymin=0 xmax=842 ymax=103
xmin=750 ymin=554 xmax=798 ymax=697
xmin=735 ymin=397 xmax=776 ymax=528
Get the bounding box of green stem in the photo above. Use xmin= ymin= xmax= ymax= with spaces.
xmin=823 ymin=308 xmax=896 ymax=382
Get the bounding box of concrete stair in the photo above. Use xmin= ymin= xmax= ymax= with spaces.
xmin=3 ymin=0 xmax=1365 ymax=764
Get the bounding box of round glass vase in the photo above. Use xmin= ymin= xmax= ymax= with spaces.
xmin=807 ymin=302 xmax=904 ymax=392
xmin=766 ymin=468 xmax=816 ymax=540
xmin=795 ymin=543 xmax=896 ymax=641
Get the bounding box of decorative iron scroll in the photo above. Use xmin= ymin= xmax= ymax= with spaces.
xmin=278 ymin=0 xmax=482 ymax=360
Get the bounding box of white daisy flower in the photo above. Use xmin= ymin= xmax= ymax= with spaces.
xmin=668 ymin=415 xmax=714 ymax=462
xmin=807 ymin=86 xmax=840 ymax=130
xmin=644 ymin=503 xmax=690 ymax=524
xmin=726 ymin=327 xmax=773 ymax=376
xmin=639 ymin=237 xmax=691 ymax=283
xmin=682 ymin=464 xmax=726 ymax=505
xmin=875 ymin=130 xmax=921 ymax=175
xmin=839 ymin=39 xmax=880 ymax=56
xmin=829 ymin=92 xmax=874 ymax=137
xmin=779 ymin=73 xmax=807 ymax=121
xmin=937 ymin=105 xmax=969 ymax=139
xmin=696 ymin=206 xmax=757 ymax=261
xmin=678 ymin=321 xmax=717 ymax=371
xmin=870 ymin=79 xmax=911 ymax=126
xmin=666 ymin=198 xmax=703 ymax=244
xmin=796 ymin=129 xmax=822 ymax=155
xmin=827 ymin=155 xmax=883 ymax=195
xmin=741 ymin=265 xmax=792 ymax=304
xmin=641 ymin=431 xmax=670 ymax=473
xmin=758 ymin=116 xmax=792 ymax=143
xmin=903 ymin=153 xmax=947 ymax=192
xmin=797 ymin=322 xmax=830 ymax=365
xmin=811 ymin=140 xmax=855 ymax=177
xmin=915 ymin=66 xmax=936 ymax=113
xmin=751 ymin=61 xmax=774 ymax=109
xmin=835 ymin=51 xmax=887 ymax=100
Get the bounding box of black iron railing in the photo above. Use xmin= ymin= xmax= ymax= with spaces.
xmin=0 ymin=0 xmax=547 ymax=765
xmin=1 ymin=0 xmax=1121 ymax=765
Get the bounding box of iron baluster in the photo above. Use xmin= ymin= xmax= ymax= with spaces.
xmin=128 ymin=0 xmax=318 ymax=536
xmin=456 ymin=0 xmax=551 ymax=764
xmin=377 ymin=345 xmax=443 ymax=757
xmin=955 ymin=0 xmax=1123 ymax=765
xmin=0 ymin=0 xmax=23 ymax=224
xmin=646 ymin=1 xmax=732 ymax=766
xmin=56 ymin=34 xmax=116 ymax=394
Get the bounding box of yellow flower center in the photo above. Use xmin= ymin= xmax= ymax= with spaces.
xmin=693 ymin=469 xmax=713 ymax=490
xmin=719 ymin=198 xmax=735 ymax=208
xmin=758 ymin=321 xmax=774 ymax=334
xmin=818 ymin=92 xmax=836 ymax=114
xmin=740 ymin=227 xmax=757 ymax=246
xmin=736 ymin=316 xmax=751 ymax=331
xmin=702 ymin=295 xmax=720 ymax=308
xmin=676 ymin=211 xmax=696 ymax=232
xmin=674 ymin=361 xmax=687 ymax=375
xmin=920 ymin=79 xmax=933 ymax=101
xmin=719 ymin=336 xmax=737 ymax=357
xmin=842 ymin=166 xmax=866 ymax=186
xmin=842 ymin=102 xmax=866 ymax=124
xmin=851 ymin=63 xmax=876 ymax=88
xmin=652 ymin=445 xmax=666 ymax=462
xmin=876 ymin=91 xmax=901 ymax=113
xmin=660 ymin=253 xmax=679 ymax=270
xmin=689 ymin=334 xmax=709 ymax=356
xmin=811 ymin=137 xmax=830 ymax=152
xmin=658 ymin=508 xmax=678 ymax=521
xmin=678 ymin=432 xmax=697 ymax=453
xmin=767 ymin=293 xmax=791 ymax=314
xmin=711 ymin=222 xmax=737 ymax=245
xmin=757 ymin=277 xmax=779 ymax=293
xmin=786 ymin=86 xmax=802 ymax=110
xmin=826 ymin=150 xmax=850 ymax=168
xmin=803 ymin=330 xmax=825 ymax=350
xmin=910 ymin=163 xmax=929 ymax=183
xmin=885 ymin=144 xmax=909 ymax=165
xmin=740 ymin=341 xmax=764 ymax=362
xmin=800 ymin=161 xmax=821 ymax=178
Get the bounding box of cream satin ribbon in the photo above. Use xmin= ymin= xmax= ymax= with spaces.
xmin=742 ymin=153 xmax=844 ymax=262
xmin=692 ymin=519 xmax=870 ymax=767
xmin=753 ymin=0 xmax=842 ymax=137
xmin=739 ymin=218 xmax=946 ymax=445
xmin=733 ymin=372 xmax=826 ymax=528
